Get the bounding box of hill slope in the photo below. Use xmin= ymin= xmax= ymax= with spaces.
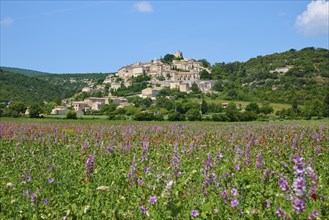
xmin=0 ymin=66 xmax=51 ymax=77
xmin=0 ymin=70 xmax=66 ymax=105
xmin=211 ymin=47 xmax=329 ymax=104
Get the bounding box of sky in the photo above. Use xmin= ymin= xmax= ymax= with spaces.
xmin=1 ymin=0 xmax=328 ymax=73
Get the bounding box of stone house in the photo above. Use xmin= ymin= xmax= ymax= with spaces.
xmin=51 ymin=106 xmax=68 ymax=115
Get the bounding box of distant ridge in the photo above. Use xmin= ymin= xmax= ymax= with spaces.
xmin=0 ymin=66 xmax=51 ymax=77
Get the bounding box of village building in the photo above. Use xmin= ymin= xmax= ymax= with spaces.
xmin=51 ymin=106 xmax=68 ymax=115
xmin=141 ymin=87 xmax=161 ymax=97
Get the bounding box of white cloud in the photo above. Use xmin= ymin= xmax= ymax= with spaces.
xmin=0 ymin=17 xmax=14 ymax=27
xmin=134 ymin=1 xmax=153 ymax=13
xmin=296 ymin=0 xmax=329 ymax=36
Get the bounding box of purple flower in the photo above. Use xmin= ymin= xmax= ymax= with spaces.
xmin=148 ymin=196 xmax=157 ymax=205
xmin=276 ymin=208 xmax=286 ymax=218
xmin=217 ymin=151 xmax=223 ymax=159
xmin=306 ymin=166 xmax=318 ymax=184
xmin=43 ymin=199 xmax=48 ymax=204
xmin=231 ymin=199 xmax=239 ymax=207
xmin=140 ymin=205 xmax=148 ymax=213
xmin=308 ymin=209 xmax=318 ymax=219
xmin=205 ymin=152 xmax=212 ymax=168
xmin=293 ymin=156 xmax=304 ymax=177
xmin=144 ymin=167 xmax=150 ymax=174
xmin=292 ymin=197 xmax=305 ymax=214
xmin=292 ymin=177 xmax=306 ymax=197
xmin=235 ymin=164 xmax=240 ymax=171
xmin=85 ymin=154 xmax=95 ymax=178
xmin=191 ymin=210 xmax=199 ymax=217
xmin=231 ymin=188 xmax=238 ymax=196
xmin=266 ymin=200 xmax=271 ymax=208
xmin=30 ymin=192 xmax=37 ymax=203
xmin=26 ymin=176 xmax=31 ymax=182
xmin=278 ymin=177 xmax=289 ymax=191
xmin=221 ymin=190 xmax=229 ymax=200
xmin=47 ymin=177 xmax=54 ymax=183
xmin=137 ymin=178 xmax=144 ymax=185
xmin=256 ymin=151 xmax=264 ymax=169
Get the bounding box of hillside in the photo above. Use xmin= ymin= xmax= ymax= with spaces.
xmin=0 ymin=70 xmax=65 ymax=105
xmin=0 ymin=66 xmax=51 ymax=77
xmin=0 ymin=69 xmax=110 ymax=105
xmin=211 ymin=47 xmax=329 ymax=104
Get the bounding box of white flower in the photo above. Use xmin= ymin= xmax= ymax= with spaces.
xmin=96 ymin=186 xmax=110 ymax=191
xmin=6 ymin=182 xmax=14 ymax=188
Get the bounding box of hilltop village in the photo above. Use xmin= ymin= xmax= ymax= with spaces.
xmin=52 ymin=51 xmax=216 ymax=115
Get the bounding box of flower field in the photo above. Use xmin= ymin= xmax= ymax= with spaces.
xmin=0 ymin=121 xmax=328 ymax=219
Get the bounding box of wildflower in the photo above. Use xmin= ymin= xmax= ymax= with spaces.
xmin=191 ymin=210 xmax=199 ymax=217
xmin=311 ymin=193 xmax=317 ymax=201
xmin=148 ymin=196 xmax=157 ymax=205
xmin=6 ymin=182 xmax=14 ymax=188
xmin=231 ymin=188 xmax=238 ymax=196
xmin=221 ymin=190 xmax=229 ymax=200
xmin=205 ymin=152 xmax=212 ymax=168
xmin=96 ymin=186 xmax=110 ymax=191
xmin=293 ymin=156 xmax=304 ymax=177
xmin=266 ymin=200 xmax=271 ymax=208
xmin=256 ymin=151 xmax=264 ymax=169
xmin=85 ymin=154 xmax=95 ymax=178
xmin=47 ymin=177 xmax=54 ymax=183
xmin=140 ymin=205 xmax=148 ymax=213
xmin=43 ymin=199 xmax=48 ymax=204
xmin=214 ymin=209 xmax=218 ymax=213
xmin=292 ymin=177 xmax=306 ymax=197
xmin=308 ymin=209 xmax=318 ymax=219
xmin=83 ymin=179 xmax=88 ymax=183
xmin=235 ymin=164 xmax=240 ymax=171
xmin=30 ymin=192 xmax=37 ymax=203
xmin=26 ymin=176 xmax=31 ymax=182
xmin=278 ymin=177 xmax=289 ymax=191
xmin=217 ymin=151 xmax=223 ymax=159
xmin=231 ymin=199 xmax=239 ymax=207
xmin=137 ymin=178 xmax=144 ymax=185
xmin=292 ymin=197 xmax=305 ymax=214
xmin=276 ymin=208 xmax=286 ymax=218
xmin=144 ymin=167 xmax=150 ymax=174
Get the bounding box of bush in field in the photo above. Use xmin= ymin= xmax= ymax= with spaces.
xmin=66 ymin=110 xmax=77 ymax=119
xmin=167 ymin=112 xmax=185 ymax=121
xmin=186 ymin=108 xmax=202 ymax=121
xmin=134 ymin=112 xmax=155 ymax=121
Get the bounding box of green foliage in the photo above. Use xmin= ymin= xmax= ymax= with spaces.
xmin=66 ymin=110 xmax=78 ymax=119
xmin=200 ymin=69 xmax=212 ymax=80
xmin=186 ymin=108 xmax=202 ymax=121
xmin=161 ymin=54 xmax=176 ymax=64
xmin=8 ymin=102 xmax=27 ymax=115
xmin=29 ymin=104 xmax=42 ymax=118
xmin=191 ymin=82 xmax=200 ymax=93
xmin=201 ymin=100 xmax=208 ymax=114
xmin=198 ymin=59 xmax=211 ymax=68
xmin=0 ymin=66 xmax=50 ymax=76
xmin=245 ymin=103 xmax=260 ymax=114
xmin=167 ymin=112 xmax=185 ymax=121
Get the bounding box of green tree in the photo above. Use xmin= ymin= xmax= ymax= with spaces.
xmin=212 ymin=80 xmax=224 ymax=92
xmin=66 ymin=110 xmax=77 ymax=119
xmin=29 ymin=104 xmax=42 ymax=118
xmin=191 ymin=82 xmax=200 ymax=93
xmin=201 ymin=100 xmax=208 ymax=114
xmin=8 ymin=102 xmax=27 ymax=115
xmin=186 ymin=108 xmax=202 ymax=121
xmin=198 ymin=59 xmax=211 ymax=68
xmin=245 ymin=102 xmax=260 ymax=114
xmin=161 ymin=54 xmax=175 ymax=64
xmin=259 ymin=103 xmax=274 ymax=115
xmin=167 ymin=111 xmax=185 ymax=121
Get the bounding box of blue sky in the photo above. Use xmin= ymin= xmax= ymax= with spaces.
xmin=1 ymin=1 xmax=328 ymax=73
